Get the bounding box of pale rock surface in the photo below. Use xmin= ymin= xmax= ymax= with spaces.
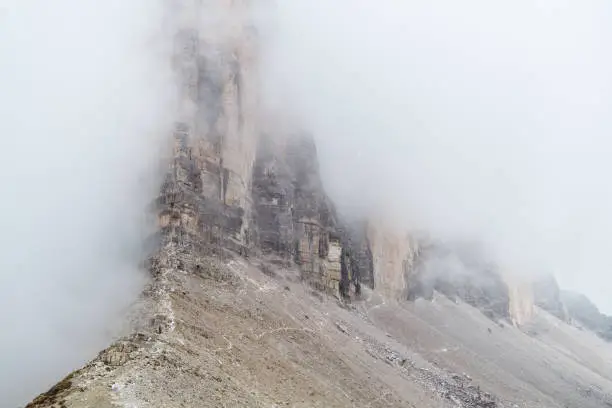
xmin=366 ymin=220 xmax=418 ymax=299
xmin=505 ymin=276 xmax=535 ymax=327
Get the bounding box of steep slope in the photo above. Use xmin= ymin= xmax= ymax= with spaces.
xmin=366 ymin=221 xmax=418 ymax=300
xmin=532 ymin=275 xmax=612 ymax=342
xmin=24 ymin=2 xmax=612 ymax=408
xmin=25 ymin=253 xmax=612 ymax=408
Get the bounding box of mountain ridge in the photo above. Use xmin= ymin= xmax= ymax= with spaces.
xmin=23 ymin=2 xmax=612 ymax=407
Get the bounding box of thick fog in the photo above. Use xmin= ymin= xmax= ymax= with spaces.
xmin=0 ymin=0 xmax=174 ymax=405
xmin=2 ymin=0 xmax=612 ymax=404
xmin=261 ymin=1 xmax=612 ymax=312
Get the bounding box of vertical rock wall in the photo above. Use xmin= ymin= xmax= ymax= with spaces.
xmin=366 ymin=221 xmax=419 ymax=299
xmin=251 ymin=133 xmax=348 ymax=295
xmin=505 ymin=276 xmax=535 ymax=326
xmin=408 ymin=241 xmax=511 ymax=321
xmin=532 ymin=274 xmax=569 ymax=322
xmin=157 ymin=1 xmax=366 ymax=298
xmin=156 ymin=1 xmax=539 ymax=317
xmin=158 ymin=0 xmax=260 ymax=254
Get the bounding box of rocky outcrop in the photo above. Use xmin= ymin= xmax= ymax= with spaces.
xmin=532 ymin=274 xmax=568 ymax=322
xmin=151 ymin=0 xmax=519 ymax=311
xmin=251 ymin=132 xmax=350 ymax=295
xmin=562 ymin=291 xmax=612 ymax=341
xmin=342 ymin=220 xmax=375 ymax=289
xmin=163 ymin=0 xmax=261 ymax=255
xmin=408 ymin=241 xmax=511 ymax=322
xmin=530 ymin=275 xmax=612 ymax=340
xmin=163 ymin=0 xmax=369 ymax=299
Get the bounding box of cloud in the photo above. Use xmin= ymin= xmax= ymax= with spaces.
xmin=0 ymin=0 xmax=174 ymax=405
xmin=260 ymin=1 xmax=612 ymax=312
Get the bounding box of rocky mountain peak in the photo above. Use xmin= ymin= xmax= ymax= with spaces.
xmin=22 ymin=2 xmax=612 ymax=407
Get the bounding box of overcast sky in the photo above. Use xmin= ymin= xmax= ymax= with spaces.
xmin=262 ymin=0 xmax=612 ymax=312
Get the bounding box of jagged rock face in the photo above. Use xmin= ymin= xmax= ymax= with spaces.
xmin=251 ymin=133 xmax=351 ymax=295
xmin=408 ymin=241 xmax=511 ymax=321
xmin=532 ymin=274 xmax=568 ymax=322
xmin=166 ymin=0 xmax=260 ymax=252
xmin=164 ymin=1 xmax=362 ymax=297
xmin=562 ymin=291 xmax=612 ymax=341
xmin=250 ymin=134 xmax=297 ymax=254
xmin=342 ymin=221 xmax=375 ymax=289
xmin=161 ymin=2 xmax=427 ymax=302
xmin=165 ymin=0 xmax=537 ymax=327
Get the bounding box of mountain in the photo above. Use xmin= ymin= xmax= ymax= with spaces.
xmin=25 ymin=2 xmax=612 ymax=407
xmin=532 ymin=275 xmax=612 ymax=342
xmin=561 ymin=291 xmax=612 ymax=341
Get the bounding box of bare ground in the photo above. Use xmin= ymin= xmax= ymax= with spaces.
xmin=27 ymin=254 xmax=612 ymax=408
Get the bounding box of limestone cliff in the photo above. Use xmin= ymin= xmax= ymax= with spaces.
xmin=505 ymin=276 xmax=535 ymax=327
xmin=532 ymin=274 xmax=568 ymax=322
xmin=158 ymin=1 xmax=363 ymax=299
xmin=407 ymin=241 xmax=509 ymax=320
xmin=530 ymin=275 xmax=612 ymax=340
xmin=251 ymin=132 xmax=348 ymax=295
xmin=165 ymin=0 xmax=260 ymax=255
xmin=365 ymin=221 xmax=418 ymax=299
xmin=25 ymin=2 xmax=612 ymax=407
xmin=109 ymin=0 xmax=534 ymax=323
xmin=562 ymin=290 xmax=612 ymax=341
